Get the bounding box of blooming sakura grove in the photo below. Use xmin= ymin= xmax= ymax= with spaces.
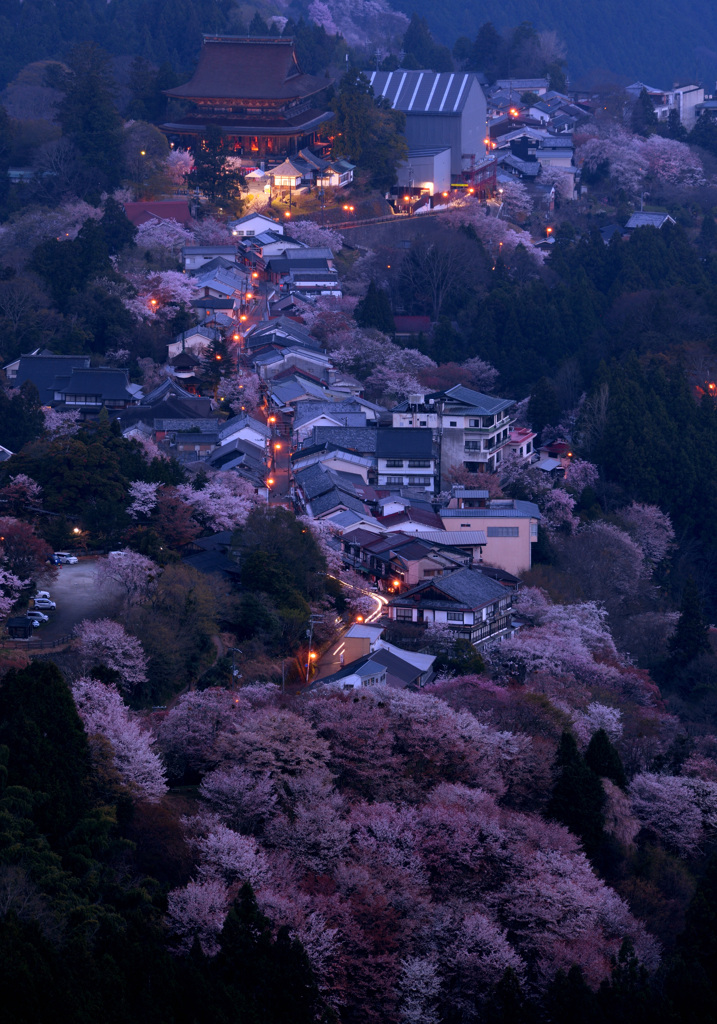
xmin=157 ymin=684 xmax=660 ymax=1020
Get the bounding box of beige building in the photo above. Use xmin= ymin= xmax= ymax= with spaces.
xmin=440 ymin=498 xmax=540 ymax=575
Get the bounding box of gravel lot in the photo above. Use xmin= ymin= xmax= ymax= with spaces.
xmin=31 ymin=557 xmax=125 ymax=642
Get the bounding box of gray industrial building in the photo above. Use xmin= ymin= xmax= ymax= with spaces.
xmin=366 ymin=70 xmax=487 ymax=176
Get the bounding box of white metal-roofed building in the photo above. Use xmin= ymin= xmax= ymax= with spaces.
xmin=366 ymin=71 xmax=487 ymax=176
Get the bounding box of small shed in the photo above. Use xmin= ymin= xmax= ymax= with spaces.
xmin=7 ymin=616 xmax=36 ymax=639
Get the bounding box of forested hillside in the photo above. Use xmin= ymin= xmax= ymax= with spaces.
xmin=390 ymin=0 xmax=715 ymax=83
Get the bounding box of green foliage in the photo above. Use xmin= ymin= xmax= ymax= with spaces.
xmin=402 ymin=14 xmax=454 ymax=71
xmin=330 ymin=70 xmax=408 ymax=190
xmin=0 ymin=381 xmax=44 ymax=452
xmin=187 ymin=124 xmax=246 ymax=212
xmin=354 ymin=280 xmax=395 ymax=333
xmin=49 ymin=43 xmax=124 ymax=189
xmin=546 ymin=731 xmax=606 ymax=856
xmin=528 ymin=376 xmax=561 ymax=436
xmin=631 ymin=88 xmax=658 ymax=136
xmin=0 ymin=662 xmax=91 ymax=837
xmin=435 ymin=638 xmax=486 ymax=676
xmin=211 ymin=884 xmax=322 ymax=1024
xmin=585 ymin=729 xmax=627 ymax=790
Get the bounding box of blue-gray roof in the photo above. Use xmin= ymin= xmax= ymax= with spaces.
xmin=441 ymin=500 xmax=540 ymax=519
xmin=431 ymin=385 xmax=514 ymax=415
xmin=377 ymin=427 xmax=434 ymax=459
xmin=367 ymin=71 xmax=480 ymax=114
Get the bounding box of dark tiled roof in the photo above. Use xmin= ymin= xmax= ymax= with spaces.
xmin=15 ymin=355 xmax=90 ymax=405
xmin=379 ymin=507 xmax=443 ymax=530
xmin=376 ymin=427 xmax=434 ymax=459
xmin=390 ymin=567 xmax=507 ymax=610
xmin=55 ymin=368 xmax=134 ymax=401
xmin=165 ymin=37 xmax=331 ymax=102
xmin=311 ymin=427 xmax=379 ymax=454
xmin=429 ymin=384 xmax=514 ymax=415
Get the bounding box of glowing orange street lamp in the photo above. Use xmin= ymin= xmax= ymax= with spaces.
xmin=403 ymin=195 xmax=410 ymax=201
xmin=215 ymin=354 xmax=222 ymax=360
xmin=546 ymin=226 xmax=554 ymax=236
xmin=308 ymin=651 xmax=317 ymax=660
xmin=356 ymin=615 xmax=364 ymax=623
xmin=284 ymin=211 xmax=291 ymax=218
xmin=268 ymin=415 xmax=277 ymax=424
xmin=240 ymin=314 xmax=247 ymax=321
xmin=233 ymin=333 xmax=240 ymax=341
xmin=149 ymin=298 xmax=158 ymax=307
xmin=245 ymin=292 xmax=253 ymax=300
xmin=252 ymin=271 xmax=259 ymax=279
xmin=266 ymin=477 xmax=274 ymax=487
xmin=274 ymin=442 xmax=282 ymax=451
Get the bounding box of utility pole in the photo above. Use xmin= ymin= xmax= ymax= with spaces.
xmin=305 ymin=614 xmax=323 ymax=685
xmin=228 ymin=647 xmax=243 ymax=687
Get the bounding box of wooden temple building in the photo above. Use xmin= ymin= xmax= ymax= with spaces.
xmin=161 ymin=36 xmax=334 ymax=164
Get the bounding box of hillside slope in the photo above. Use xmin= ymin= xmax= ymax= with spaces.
xmin=391 ymin=0 xmax=717 ymax=85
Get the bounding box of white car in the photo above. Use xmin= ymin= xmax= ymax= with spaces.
xmin=33 ymin=598 xmax=56 ymax=610
xmin=26 ymin=610 xmax=49 ymax=624
xmin=54 ymin=552 xmax=78 ymax=564
xmin=34 ymin=591 xmax=51 ymax=600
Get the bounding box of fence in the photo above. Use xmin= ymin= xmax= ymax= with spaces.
xmin=1 ymin=634 xmax=73 ymax=651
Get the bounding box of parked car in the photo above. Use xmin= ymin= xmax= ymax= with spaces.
xmin=33 ymin=598 xmax=56 ymax=610
xmin=34 ymin=591 xmax=51 ymax=601
xmin=54 ymin=552 xmax=78 ymax=564
xmin=47 ymin=553 xmax=61 ymax=565
xmin=26 ymin=610 xmax=49 ymax=624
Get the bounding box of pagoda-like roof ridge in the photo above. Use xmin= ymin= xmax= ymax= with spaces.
xmin=164 ymin=36 xmax=333 ymax=103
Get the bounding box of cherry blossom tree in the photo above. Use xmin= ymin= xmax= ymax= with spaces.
xmin=165 ymin=148 xmax=193 ymax=187
xmin=166 ymin=877 xmax=228 ymax=956
xmin=0 ymin=565 xmax=28 ymax=618
xmin=216 ymin=371 xmax=263 ymax=415
xmin=449 ymin=202 xmax=545 ymax=265
xmin=616 ymin=502 xmax=675 ymax=567
xmin=461 ymin=356 xmax=500 ymax=393
xmin=628 ymin=773 xmax=710 ymax=855
xmin=563 ymin=458 xmax=598 ymax=494
xmin=71 ymin=676 xmax=167 ymax=800
xmin=577 ymin=128 xmax=705 ymax=195
xmin=0 ymin=474 xmax=42 ymax=514
xmin=135 ymin=218 xmax=194 ymax=261
xmin=397 ymin=956 xmax=441 ymax=1024
xmin=189 ymin=819 xmax=273 ymax=889
xmin=200 ymin=764 xmax=279 ymax=833
xmin=124 ymin=270 xmax=196 ymax=321
xmin=366 ymin=348 xmax=437 ymax=401
xmin=127 ymin=480 xmax=160 ymax=519
xmin=498 ymin=178 xmax=534 ymax=219
xmin=74 ymin=618 xmax=148 ymax=691
xmin=176 ymin=473 xmax=256 ymax=531
xmin=539 ymin=487 xmax=579 ymax=534
xmin=43 ymin=407 xmax=81 ymax=437
xmin=156 ymin=688 xmax=241 ymax=779
xmin=540 ymin=167 xmax=575 ymax=202
xmin=571 ymin=703 xmax=624 ymax=745
xmin=189 ymin=217 xmax=233 ymax=246
xmin=288 ymin=219 xmax=344 ymax=252
xmin=95 ymin=550 xmax=157 ymax=605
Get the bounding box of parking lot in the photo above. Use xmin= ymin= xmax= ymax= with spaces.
xmin=31 ymin=557 xmax=125 ymax=642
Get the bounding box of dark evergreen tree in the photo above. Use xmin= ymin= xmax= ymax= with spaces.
xmin=691 ymin=114 xmax=717 ymax=157
xmin=631 ymin=88 xmax=658 ymax=136
xmin=0 ymin=662 xmax=91 ymax=838
xmin=664 ymin=108 xmax=688 ymax=141
xmin=546 ymin=732 xmax=606 ymax=856
xmin=585 ymin=728 xmax=627 ymax=790
xmin=187 ymin=124 xmax=246 ymax=212
xmin=99 ymin=196 xmax=137 ymax=255
xmin=668 ymin=576 xmax=710 ymax=667
xmin=698 ymin=212 xmax=717 ymax=254
xmin=663 ymin=852 xmax=717 ymax=1023
xmin=528 ymin=376 xmax=561 ymax=436
xmin=402 ymin=14 xmax=453 ymax=71
xmin=354 ymin=280 xmax=395 ymax=333
xmin=49 ymin=43 xmax=124 ymax=188
xmin=598 ymin=940 xmax=653 ymax=1024
xmin=546 ymin=965 xmax=603 ymax=1024
xmin=249 ymin=11 xmax=269 ymax=36
xmin=330 ymin=70 xmax=407 ymax=189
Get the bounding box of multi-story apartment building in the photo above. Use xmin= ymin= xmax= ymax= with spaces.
xmin=392 ymin=385 xmax=517 ymax=484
